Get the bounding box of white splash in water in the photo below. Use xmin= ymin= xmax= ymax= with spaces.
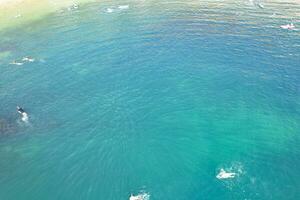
xmin=22 ymin=56 xmax=35 ymax=62
xmin=105 ymin=8 xmax=114 ymax=13
xmin=280 ymin=23 xmax=295 ymax=30
xmin=216 ymin=168 xmax=236 ymax=179
xmin=21 ymin=113 xmax=29 ymax=123
xmin=10 ymin=61 xmax=24 ymax=66
xmin=216 ymin=162 xmax=244 ymax=180
xmin=10 ymin=56 xmax=35 ymax=66
xmin=118 ymin=5 xmax=129 ymax=10
xmin=129 ymin=192 xmax=150 ymax=200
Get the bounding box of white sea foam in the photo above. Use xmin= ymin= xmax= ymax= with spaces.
xmin=21 ymin=113 xmax=29 ymax=123
xmin=216 ymin=162 xmax=244 ymax=180
xmin=10 ymin=61 xmax=24 ymax=66
xmin=129 ymin=192 xmax=150 ymax=200
xmin=118 ymin=5 xmax=129 ymax=10
xmin=10 ymin=56 xmax=35 ymax=66
xmin=105 ymin=5 xmax=129 ymax=13
xmin=280 ymin=23 xmax=295 ymax=30
xmin=105 ymin=8 xmax=114 ymax=13
xmin=216 ymin=168 xmax=236 ymax=179
xmin=22 ymin=56 xmax=35 ymax=62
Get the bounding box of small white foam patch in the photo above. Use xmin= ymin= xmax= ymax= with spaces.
xmin=280 ymin=23 xmax=295 ymax=30
xmin=105 ymin=5 xmax=129 ymax=13
xmin=10 ymin=56 xmax=35 ymax=66
xmin=129 ymin=192 xmax=150 ymax=200
xmin=216 ymin=162 xmax=244 ymax=180
xmin=105 ymin=8 xmax=114 ymax=13
xmin=21 ymin=113 xmax=29 ymax=123
xmin=10 ymin=61 xmax=24 ymax=66
xmin=22 ymin=57 xmax=35 ymax=62
xmin=118 ymin=5 xmax=129 ymax=10
xmin=216 ymin=168 xmax=236 ymax=179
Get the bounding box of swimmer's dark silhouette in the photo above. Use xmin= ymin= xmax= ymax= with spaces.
xmin=17 ymin=106 xmax=26 ymax=114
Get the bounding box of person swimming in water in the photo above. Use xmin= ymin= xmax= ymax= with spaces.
xmin=17 ymin=106 xmax=29 ymax=122
xmin=17 ymin=106 xmax=26 ymax=114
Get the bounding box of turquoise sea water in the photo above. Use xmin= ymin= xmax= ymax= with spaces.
xmin=0 ymin=0 xmax=300 ymax=199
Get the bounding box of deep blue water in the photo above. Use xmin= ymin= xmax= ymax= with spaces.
xmin=0 ymin=0 xmax=300 ymax=199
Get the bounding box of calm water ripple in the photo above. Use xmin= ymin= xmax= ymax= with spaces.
xmin=0 ymin=0 xmax=299 ymax=199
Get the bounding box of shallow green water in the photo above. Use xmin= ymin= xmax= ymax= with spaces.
xmin=0 ymin=0 xmax=300 ymax=199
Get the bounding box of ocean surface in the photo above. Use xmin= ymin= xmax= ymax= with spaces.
xmin=0 ymin=0 xmax=299 ymax=199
